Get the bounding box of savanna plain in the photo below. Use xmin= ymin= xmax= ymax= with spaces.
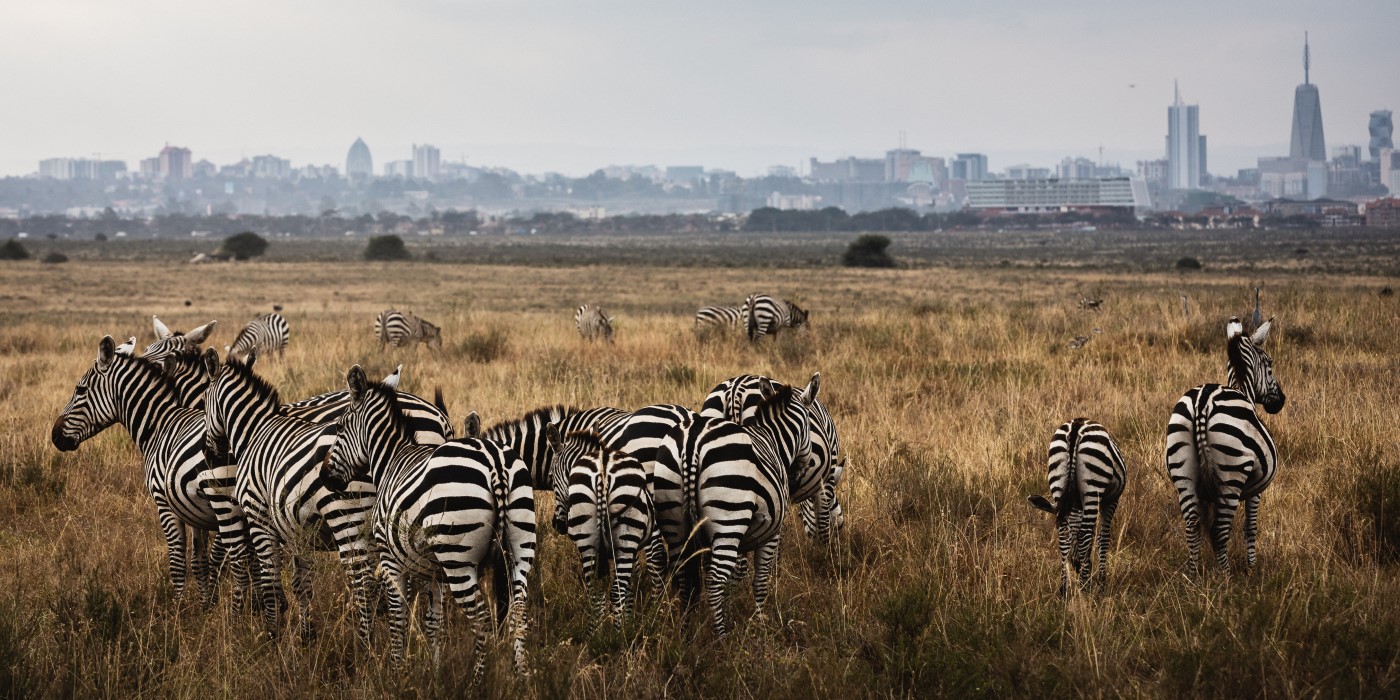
xmin=1 ymin=231 xmax=1399 ymax=698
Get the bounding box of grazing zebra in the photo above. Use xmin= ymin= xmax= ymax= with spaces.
xmin=575 ymin=304 xmax=614 ymax=343
xmin=228 ymin=312 xmax=289 ymax=360
xmin=653 ymin=378 xmax=815 ymax=635
xmin=52 ymin=336 xmax=224 ymax=606
xmin=322 ymin=367 xmax=534 ymax=675
xmin=545 ymin=426 xmax=653 ymax=627
xmin=1165 ymin=317 xmax=1285 ymax=573
xmin=483 ymin=405 xmax=632 ymax=491
xmin=701 ymin=373 xmax=843 ymax=542
xmin=374 ymin=310 xmax=443 ymax=351
xmin=743 ymin=293 xmax=809 ymax=343
xmin=1026 ymin=418 xmax=1127 ymax=594
xmin=694 ymin=305 xmax=747 ymax=335
xmin=202 ymin=347 xmax=378 ymax=640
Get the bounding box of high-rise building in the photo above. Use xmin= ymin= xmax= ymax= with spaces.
xmin=1370 ymin=110 xmax=1394 ymax=162
xmin=1166 ymin=81 xmax=1204 ymax=190
xmin=1056 ymin=157 xmax=1096 ymax=181
xmin=809 ymin=157 xmax=885 ymax=182
xmin=412 ymin=144 xmax=440 ymax=181
xmin=346 ymin=137 xmax=373 ymax=179
xmin=951 ymin=153 xmax=988 ymax=181
xmin=159 ymin=145 xmax=192 ymax=181
xmin=384 ymin=160 xmax=413 ymax=178
xmin=251 ymin=155 xmax=291 ymax=179
xmin=1289 ymin=34 xmax=1326 ymax=162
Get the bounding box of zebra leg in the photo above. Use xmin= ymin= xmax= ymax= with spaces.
xmin=643 ymin=531 xmax=667 ymax=594
xmin=1244 ymin=495 xmax=1261 ymax=573
xmin=1075 ymin=502 xmax=1099 ymax=591
xmin=751 ymin=535 xmax=782 ymax=620
xmin=1183 ymin=508 xmax=1203 ymax=574
xmin=191 ymin=528 xmax=214 ymax=609
xmin=1095 ymin=499 xmax=1120 ymax=591
xmin=248 ymin=521 xmax=285 ymax=637
xmin=705 ymin=536 xmax=742 ymax=637
xmin=155 ymin=505 xmax=190 ymax=602
xmin=1054 ymin=511 xmax=1075 ymax=597
xmin=612 ymin=539 xmax=641 ymax=624
xmin=291 ymin=554 xmax=315 ymax=641
xmin=382 ymin=563 xmax=411 ymax=665
xmin=507 ymin=561 xmax=531 ymax=676
xmin=445 ymin=565 xmax=488 ymax=684
xmin=1209 ymin=495 xmax=1242 ymax=573
xmin=424 ymin=579 xmax=445 ymax=666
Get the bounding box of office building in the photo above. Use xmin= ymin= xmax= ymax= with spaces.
xmin=1166 ymin=82 xmax=1205 ymax=189
xmin=966 ymin=177 xmax=1150 ymax=215
xmin=951 ymin=153 xmax=988 ymax=182
xmin=159 ymin=145 xmax=192 ymax=181
xmin=412 ymin=144 xmax=440 ymax=181
xmin=1370 ymin=110 xmax=1394 ymax=162
xmin=1290 ymin=34 xmax=1326 ymax=161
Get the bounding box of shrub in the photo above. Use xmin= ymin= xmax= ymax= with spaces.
xmin=0 ymin=239 xmax=29 ymax=260
xmin=843 ymin=234 xmax=896 ymax=268
xmin=364 ymin=235 xmax=411 ymax=261
xmin=1175 ymin=256 xmax=1202 ymax=270
xmin=94 ymin=232 xmax=107 ymax=242
xmin=221 ymin=231 xmax=268 ymax=260
xmin=456 ymin=328 xmax=509 ymax=363
xmin=42 ymin=252 xmax=68 ymax=264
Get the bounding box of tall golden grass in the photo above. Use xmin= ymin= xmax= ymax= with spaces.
xmin=1 ymin=260 xmax=1398 ymax=698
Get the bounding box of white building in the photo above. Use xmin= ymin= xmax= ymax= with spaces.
xmin=966 ymin=177 xmax=1150 ymax=214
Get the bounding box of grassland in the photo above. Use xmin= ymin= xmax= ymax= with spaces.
xmin=1 ymin=238 xmax=1399 ymax=698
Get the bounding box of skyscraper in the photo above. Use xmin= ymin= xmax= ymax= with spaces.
xmin=159 ymin=145 xmax=192 ymax=181
xmin=951 ymin=153 xmax=987 ymax=181
xmin=412 ymin=144 xmax=440 ymax=181
xmin=346 ymin=138 xmax=373 ymax=179
xmin=1370 ymin=110 xmax=1394 ymax=162
xmin=1166 ymin=81 xmax=1203 ymax=190
xmin=1289 ymin=34 xmax=1326 ymax=161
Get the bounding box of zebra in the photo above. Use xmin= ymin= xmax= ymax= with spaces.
xmin=322 ymin=366 xmax=534 ymax=676
xmin=653 ymin=377 xmax=815 ymax=635
xmin=694 ymin=305 xmax=747 ymax=335
xmin=743 ymin=293 xmax=809 ymax=343
xmin=544 ymin=426 xmax=653 ymax=628
xmin=144 ymin=316 xmax=218 ymax=408
xmin=575 ymin=304 xmax=614 ymax=343
xmin=483 ymin=405 xmax=632 ymax=492
xmin=201 ymin=347 xmax=380 ymax=640
xmin=228 ymin=312 xmax=289 ymax=360
xmin=52 ymin=335 xmax=225 ymax=606
xmin=701 ymin=373 xmax=843 ymax=542
xmin=1026 ymin=418 xmax=1127 ymax=594
xmin=374 ymin=310 xmax=443 ymax=351
xmin=1165 ymin=316 xmax=1285 ymax=573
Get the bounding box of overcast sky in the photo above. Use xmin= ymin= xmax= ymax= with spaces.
xmin=3 ymin=0 xmax=1397 ymax=178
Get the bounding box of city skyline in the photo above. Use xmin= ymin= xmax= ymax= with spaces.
xmin=2 ymin=1 xmax=1397 ymax=179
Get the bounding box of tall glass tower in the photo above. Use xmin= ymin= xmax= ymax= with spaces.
xmin=1166 ymin=81 xmax=1201 ymax=190
xmin=1369 ymin=110 xmax=1394 ymax=162
xmin=1289 ymin=34 xmax=1326 ymax=161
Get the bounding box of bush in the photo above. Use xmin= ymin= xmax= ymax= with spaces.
xmin=221 ymin=231 xmax=268 ymax=260
xmin=843 ymin=234 xmax=896 ymax=268
xmin=94 ymin=233 xmax=107 ymax=242
xmin=42 ymin=252 xmax=68 ymax=264
xmin=456 ymin=328 xmax=509 ymax=363
xmin=364 ymin=235 xmax=411 ymax=261
xmin=0 ymin=240 xmax=29 ymax=260
xmin=1175 ymin=256 xmax=1202 ymax=270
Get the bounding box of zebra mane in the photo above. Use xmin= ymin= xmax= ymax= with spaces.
xmin=560 ymin=428 xmax=607 ymax=452
xmin=223 ymin=355 xmax=283 ymax=408
xmin=484 ymin=404 xmax=578 ymax=437
xmin=1226 ymin=334 xmax=1258 ymax=402
xmin=363 ymin=379 xmax=415 ymax=443
xmin=112 ymin=352 xmax=183 ymax=400
xmin=744 ymin=383 xmax=798 ymax=427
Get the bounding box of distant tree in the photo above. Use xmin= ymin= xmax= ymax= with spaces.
xmin=42 ymin=251 xmax=68 ymax=264
xmin=365 ymin=234 xmax=411 ymax=261
xmin=222 ymin=231 xmax=269 ymax=260
xmin=1176 ymin=256 xmax=1202 ymax=270
xmin=0 ymin=239 xmax=30 ymax=260
xmin=94 ymin=232 xmax=108 ymax=242
xmin=842 ymin=234 xmax=896 ymax=268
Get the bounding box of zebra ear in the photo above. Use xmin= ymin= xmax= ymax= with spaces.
xmin=97 ymin=335 xmax=118 ymax=370
xmin=152 ymin=315 xmax=171 ymax=340
xmin=758 ymin=377 xmax=778 ymax=401
xmin=185 ymin=320 xmax=217 ymax=345
xmin=202 ymin=347 xmax=221 ymax=377
xmin=545 ymin=423 xmax=563 ymax=451
xmin=346 ymin=365 xmax=369 ymax=401
xmin=1251 ymin=317 xmax=1273 ymax=347
xmin=463 ymin=411 xmax=481 ymax=439
xmin=382 ymin=364 xmax=402 ymax=389
xmin=800 ymin=372 xmax=821 ymax=406
xmin=243 ymin=345 xmax=259 ymax=369
xmin=1226 ymin=316 xmax=1243 ymax=340
xmin=115 ymin=336 xmax=137 ymax=357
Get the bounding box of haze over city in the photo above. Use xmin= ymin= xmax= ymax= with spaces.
xmin=4 ymin=0 xmax=1397 ymax=178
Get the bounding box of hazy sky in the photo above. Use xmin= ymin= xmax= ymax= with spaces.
xmin=3 ymin=0 xmax=1397 ymax=178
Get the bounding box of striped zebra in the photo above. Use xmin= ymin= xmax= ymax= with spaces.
xmin=1165 ymin=317 xmax=1285 ymax=573
xmin=694 ymin=305 xmax=747 ymax=335
xmin=544 ymin=426 xmax=653 ymax=627
xmin=144 ymin=317 xmax=218 ymax=408
xmin=1026 ymin=418 xmax=1127 ymax=594
xmin=484 ymin=405 xmax=632 ymax=491
xmin=374 ymin=310 xmax=443 ymax=351
xmin=322 ymin=367 xmax=534 ymax=675
xmin=201 ymin=347 xmax=379 ymax=640
xmin=654 ymin=378 xmax=815 ymax=635
xmin=52 ymin=336 xmax=225 ymax=606
xmin=575 ymin=304 xmax=614 ymax=343
xmin=743 ymin=293 xmax=809 ymax=343
xmin=228 ymin=312 xmax=289 ymax=360
xmin=702 ymin=373 xmax=843 ymax=542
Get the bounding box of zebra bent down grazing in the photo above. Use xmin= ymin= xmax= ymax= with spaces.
xmin=374 ymin=310 xmax=442 ymax=351
xmin=322 ymin=367 xmax=535 ymax=675
xmin=545 ymin=426 xmax=653 ymax=626
xmin=1026 ymin=418 xmax=1126 ymax=594
xmin=653 ymin=378 xmax=815 ymax=635
xmin=743 ymin=293 xmax=809 ymax=343
xmin=694 ymin=305 xmax=747 ymax=335
xmin=1165 ymin=317 xmax=1285 ymax=573
xmin=52 ymin=336 xmax=224 ymax=606
xmin=228 ymin=312 xmax=289 ymax=360
xmin=575 ymin=304 xmax=614 ymax=342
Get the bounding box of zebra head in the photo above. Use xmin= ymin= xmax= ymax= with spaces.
xmin=745 ymin=374 xmax=819 ymax=480
xmin=1226 ymin=316 xmax=1285 ymax=414
xmin=201 ymin=345 xmax=275 ymax=465
xmin=422 ymin=321 xmax=444 ymax=351
xmin=143 ymin=317 xmax=216 ymax=365
xmin=788 ymin=302 xmax=810 ymax=332
xmin=463 ymin=411 xmax=481 ymax=439
xmin=323 ymin=364 xmax=412 ymax=491
xmin=52 ymin=335 xmax=126 ymax=451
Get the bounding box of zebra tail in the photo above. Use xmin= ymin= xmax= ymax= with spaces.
xmin=597 ymin=467 xmax=612 ymax=578
xmin=433 ymin=387 xmax=447 ymax=416
xmin=490 ymin=459 xmax=516 ymax=621
xmin=744 ymin=295 xmax=759 ymax=342
xmin=1193 ymin=397 xmax=1221 ymax=503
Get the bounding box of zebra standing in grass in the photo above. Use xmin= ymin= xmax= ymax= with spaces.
xmin=228 ymin=312 xmax=289 ymax=360
xmin=322 ymin=367 xmax=534 ymax=675
xmin=1165 ymin=317 xmax=1285 ymax=573
xmin=52 ymin=336 xmax=224 ymax=606
xmin=575 ymin=304 xmax=614 ymax=343
xmin=694 ymin=305 xmax=747 ymax=335
xmin=545 ymin=426 xmax=653 ymax=627
xmin=744 ymin=293 xmax=809 ymax=342
xmin=145 ymin=317 xmax=217 ymax=408
xmin=375 ymin=310 xmax=443 ymax=351
xmin=1026 ymin=418 xmax=1127 ymax=594
xmin=702 ymin=373 xmax=844 ymax=542
xmin=653 ymin=377 xmax=815 ymax=635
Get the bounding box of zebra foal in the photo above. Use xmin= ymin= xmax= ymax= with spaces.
xmin=375 ymin=309 xmax=443 ymax=351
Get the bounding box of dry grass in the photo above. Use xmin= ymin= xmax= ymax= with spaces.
xmin=2 ymin=259 xmax=1399 ymax=698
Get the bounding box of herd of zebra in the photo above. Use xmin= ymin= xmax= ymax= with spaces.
xmin=50 ymin=312 xmax=844 ymax=679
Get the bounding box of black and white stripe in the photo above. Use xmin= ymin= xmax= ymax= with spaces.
xmin=374 ymin=310 xmax=443 ymax=351
xmin=144 ymin=316 xmax=218 ymax=408
xmin=1026 ymin=418 xmax=1127 ymax=594
xmin=484 ymin=405 xmax=632 ymax=492
xmin=1165 ymin=317 xmax=1285 ymax=572
xmin=322 ymin=367 xmax=535 ymax=675
xmin=694 ymin=305 xmax=747 ymax=334
xmin=743 ymin=293 xmax=809 ymax=342
xmin=228 ymin=312 xmax=289 ymax=360
xmin=575 ymin=304 xmax=614 ymax=343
